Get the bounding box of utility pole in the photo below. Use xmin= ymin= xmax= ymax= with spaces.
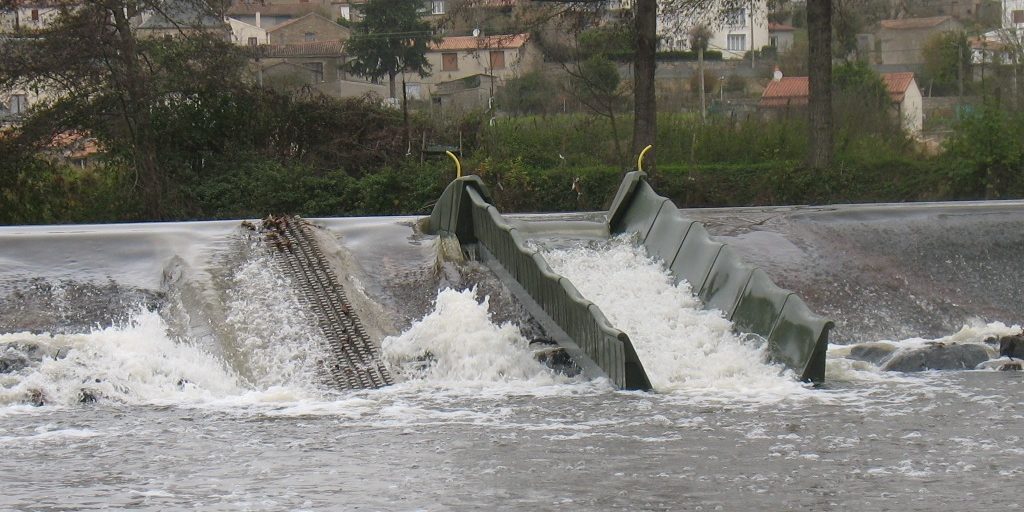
xmin=750 ymin=0 xmax=755 ymax=69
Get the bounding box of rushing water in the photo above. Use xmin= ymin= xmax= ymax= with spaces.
xmin=1 ymin=219 xmax=1022 ymax=510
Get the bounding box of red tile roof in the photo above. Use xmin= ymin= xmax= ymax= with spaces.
xmin=768 ymin=23 xmax=795 ymax=32
xmin=264 ymin=39 xmax=344 ymax=57
xmin=879 ymin=16 xmax=953 ymax=30
xmin=429 ymin=33 xmax=529 ymax=51
xmin=760 ymin=72 xmax=917 ymax=107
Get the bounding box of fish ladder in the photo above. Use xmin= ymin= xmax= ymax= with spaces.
xmin=252 ymin=216 xmax=393 ymax=390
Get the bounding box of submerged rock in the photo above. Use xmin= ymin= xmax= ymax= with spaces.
xmin=881 ymin=342 xmax=993 ymax=372
xmin=846 ymin=342 xmax=898 ymax=365
xmin=530 ymin=339 xmax=581 ymax=377
xmin=999 ymin=362 xmax=1022 ymax=371
xmin=999 ymin=334 xmax=1024 ymax=359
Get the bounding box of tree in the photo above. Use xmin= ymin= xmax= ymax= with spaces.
xmin=806 ymin=0 xmax=832 ymax=168
xmin=568 ymin=54 xmax=629 ymax=166
xmin=343 ymin=0 xmax=434 ymax=100
xmin=689 ymin=23 xmax=711 ymax=123
xmin=921 ymin=30 xmax=969 ymax=97
xmin=0 ymin=0 xmax=244 ymax=219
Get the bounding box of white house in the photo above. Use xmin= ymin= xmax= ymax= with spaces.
xmin=227 ymin=16 xmax=268 ymax=46
xmin=657 ymin=0 xmax=769 ymax=59
xmin=0 ymin=1 xmax=63 ymax=31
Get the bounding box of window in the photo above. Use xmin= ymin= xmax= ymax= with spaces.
xmin=727 ymin=34 xmax=746 ymax=52
xmin=725 ymin=7 xmax=745 ymax=27
xmin=31 ymin=9 xmax=39 ymax=21
xmin=340 ymin=5 xmax=351 ymax=20
xmin=405 ymin=83 xmax=422 ymax=99
xmin=1014 ymin=9 xmax=1024 ymax=23
xmin=770 ymin=35 xmax=778 ymax=48
xmin=304 ymin=32 xmax=316 ymax=41
xmin=9 ymin=94 xmax=28 ymax=114
xmin=304 ymin=62 xmax=324 ymax=82
xmin=431 ymin=0 xmax=444 ymax=14
xmin=489 ymin=50 xmax=505 ymax=70
xmin=442 ymin=52 xmax=458 ymax=71
xmin=248 ymin=36 xmax=258 ymax=46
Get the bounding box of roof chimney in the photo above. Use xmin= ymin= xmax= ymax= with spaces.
xmin=256 ymin=11 xmax=261 ymax=28
xmin=773 ymin=66 xmax=783 ymax=81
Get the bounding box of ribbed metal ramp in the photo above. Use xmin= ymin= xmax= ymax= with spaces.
xmin=255 ymin=215 xmax=393 ymax=390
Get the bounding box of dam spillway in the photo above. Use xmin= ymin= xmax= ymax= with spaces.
xmin=1 ymin=179 xmax=1023 ymax=510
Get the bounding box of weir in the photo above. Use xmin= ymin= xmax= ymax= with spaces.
xmin=257 ymin=216 xmax=393 ymax=390
xmin=426 ymin=172 xmax=833 ymax=389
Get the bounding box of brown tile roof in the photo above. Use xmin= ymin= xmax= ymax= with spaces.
xmin=264 ymin=39 xmax=344 ymax=57
xmin=429 ymin=33 xmax=529 ymax=51
xmin=760 ymin=72 xmax=917 ymax=107
xmin=768 ymin=23 xmax=795 ymax=32
xmin=879 ymin=16 xmax=953 ymax=30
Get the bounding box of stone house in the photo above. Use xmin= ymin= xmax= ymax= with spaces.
xmin=423 ymin=33 xmax=541 ymax=90
xmin=261 ymin=39 xmax=386 ymax=98
xmin=657 ymin=0 xmax=770 ymax=59
xmin=759 ymin=71 xmax=924 ymax=134
xmin=226 ymin=0 xmax=338 ymax=30
xmin=0 ymin=0 xmax=63 ymax=32
xmin=877 ymin=16 xmax=963 ymax=66
xmin=267 ymin=12 xmax=350 ymax=45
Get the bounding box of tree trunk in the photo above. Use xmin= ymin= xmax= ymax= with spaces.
xmin=632 ymin=0 xmax=657 ymax=170
xmin=389 ymin=70 xmax=397 ymax=98
xmin=402 ymin=72 xmax=409 ymax=151
xmin=699 ymin=46 xmax=705 ymax=124
xmin=806 ymin=0 xmax=833 ymax=169
xmin=112 ymin=3 xmax=163 ymax=218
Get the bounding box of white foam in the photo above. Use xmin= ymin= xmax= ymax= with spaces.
xmin=539 ymin=236 xmax=813 ymax=401
xmin=381 ymin=287 xmax=578 ymax=390
xmin=0 ymin=309 xmax=244 ymax=406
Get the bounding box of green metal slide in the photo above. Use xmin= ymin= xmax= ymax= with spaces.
xmin=426 ymin=172 xmax=832 ymax=389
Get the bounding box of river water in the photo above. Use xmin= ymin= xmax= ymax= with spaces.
xmin=1 ymin=217 xmax=1021 ymax=511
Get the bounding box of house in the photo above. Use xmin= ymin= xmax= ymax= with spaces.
xmin=657 ymin=1 xmax=770 ymax=59
xmin=768 ymin=22 xmax=794 ymax=52
xmin=878 ymin=16 xmax=963 ymax=66
xmin=227 ymin=0 xmax=340 ymax=30
xmin=0 ymin=0 xmax=65 ymax=32
xmin=266 ymin=12 xmax=350 ymax=45
xmin=134 ymin=1 xmax=230 ymax=40
xmin=227 ymin=17 xmax=268 ymax=46
xmin=970 ymin=34 xmax=1014 ymax=64
xmin=261 ymin=39 xmax=386 ymax=98
xmin=759 ymin=71 xmax=923 ymax=134
xmin=431 ymin=73 xmax=497 ymax=115
xmin=1003 ymin=0 xmax=1024 ymax=29
xmin=424 ymin=33 xmax=541 ymax=88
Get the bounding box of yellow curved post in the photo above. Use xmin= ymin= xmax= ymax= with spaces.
xmin=637 ymin=144 xmax=653 ymax=173
xmin=445 ymin=150 xmax=462 ymax=178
